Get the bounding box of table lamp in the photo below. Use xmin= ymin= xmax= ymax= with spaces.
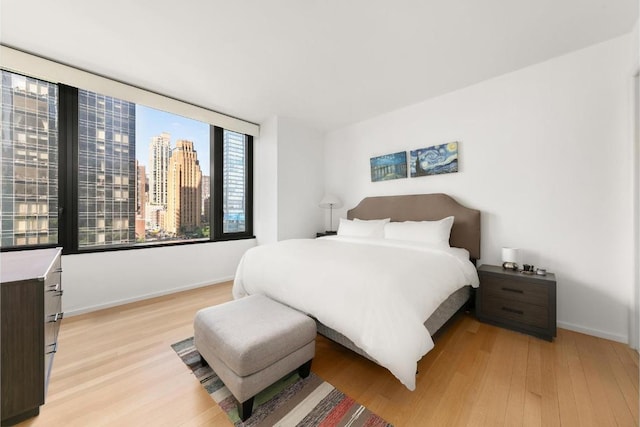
xmin=319 ymin=194 xmax=343 ymax=232
xmin=502 ymin=247 xmax=520 ymax=270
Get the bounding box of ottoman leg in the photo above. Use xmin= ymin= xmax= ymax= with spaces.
xmin=298 ymin=359 xmax=312 ymax=378
xmin=199 ymin=354 xmax=209 ymax=367
xmin=238 ymin=397 xmax=254 ymax=421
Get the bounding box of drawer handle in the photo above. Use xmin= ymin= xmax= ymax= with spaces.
xmin=55 ymin=268 xmax=63 ymax=273
xmin=47 ymin=283 xmax=61 ymax=292
xmin=45 ymin=342 xmax=58 ymax=355
xmin=501 ymin=287 xmax=524 ymax=294
xmin=48 ymin=312 xmax=64 ymax=323
xmin=501 ymin=307 xmax=524 ymax=315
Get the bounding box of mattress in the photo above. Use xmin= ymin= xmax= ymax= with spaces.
xmin=315 ymin=285 xmax=471 ymax=362
xmin=233 ymin=236 xmax=479 ymax=389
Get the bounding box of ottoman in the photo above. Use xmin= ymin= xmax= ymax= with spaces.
xmin=193 ymin=294 xmax=316 ymax=421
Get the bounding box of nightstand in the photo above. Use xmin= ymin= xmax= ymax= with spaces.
xmin=476 ymin=264 xmax=556 ymax=341
xmin=316 ymin=231 xmax=337 ymax=238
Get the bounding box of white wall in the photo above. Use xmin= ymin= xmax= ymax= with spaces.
xmin=324 ymin=34 xmax=635 ymax=343
xmin=254 ymin=116 xmax=279 ymax=245
xmin=276 ymin=117 xmax=325 ymax=240
xmin=254 ymin=116 xmax=325 ymax=243
xmin=634 ymin=9 xmax=640 ymax=350
xmin=62 ymin=239 xmax=255 ymax=315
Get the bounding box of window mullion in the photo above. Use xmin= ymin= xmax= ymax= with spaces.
xmin=212 ymin=126 xmax=224 ymax=240
xmin=58 ymin=84 xmax=79 ymax=254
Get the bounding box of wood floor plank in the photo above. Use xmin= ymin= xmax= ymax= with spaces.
xmin=613 ymin=342 xmax=640 ymax=392
xmin=503 ymin=333 xmax=528 ymax=426
xmin=539 ymin=339 xmax=561 ymax=427
xmin=14 ymin=282 xmax=639 ymax=427
xmin=465 ymin=328 xmax=517 ymax=427
xmin=522 ymin=390 xmax=542 ymax=427
xmin=602 ymin=341 xmax=639 ymax=424
xmin=439 ymin=324 xmax=492 ymax=427
xmin=576 ymin=333 xmax=636 ymax=427
xmin=554 ymin=331 xmax=581 ymax=427
xmin=563 ymin=329 xmax=599 ymax=427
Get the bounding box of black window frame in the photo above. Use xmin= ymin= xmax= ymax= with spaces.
xmin=1 ymin=72 xmax=254 ymax=254
xmin=212 ymin=126 xmax=254 ymax=241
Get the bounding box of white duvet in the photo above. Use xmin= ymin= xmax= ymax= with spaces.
xmin=232 ymin=236 xmax=479 ymax=390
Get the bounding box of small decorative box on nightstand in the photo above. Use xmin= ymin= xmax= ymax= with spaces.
xmin=476 ymin=264 xmax=556 ymax=341
xmin=316 ymin=231 xmax=337 ymax=238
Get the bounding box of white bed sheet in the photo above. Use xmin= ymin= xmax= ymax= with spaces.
xmin=232 ymin=236 xmax=479 ymax=390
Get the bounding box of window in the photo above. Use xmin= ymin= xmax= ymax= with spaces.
xmin=1 ymin=70 xmax=58 ymax=248
xmin=1 ymin=68 xmax=253 ymax=253
xmin=212 ymin=127 xmax=253 ymax=240
xmin=78 ymin=89 xmax=136 ymax=248
xmin=136 ymin=105 xmax=210 ymax=245
xmin=222 ymin=129 xmax=248 ymax=233
xmin=77 ymin=90 xmax=212 ymax=249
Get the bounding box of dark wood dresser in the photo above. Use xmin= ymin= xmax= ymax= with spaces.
xmin=1 ymin=247 xmax=63 ymax=426
xmin=476 ymin=264 xmax=556 ymax=341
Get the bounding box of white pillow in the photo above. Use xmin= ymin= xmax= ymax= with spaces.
xmin=337 ymin=218 xmax=388 ymax=238
xmin=383 ymin=216 xmax=454 ymax=247
xmin=354 ymin=218 xmax=391 ymax=224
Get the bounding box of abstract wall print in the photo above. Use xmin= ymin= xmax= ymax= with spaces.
xmin=370 ymin=151 xmax=408 ymax=182
xmin=410 ymin=142 xmax=459 ymax=177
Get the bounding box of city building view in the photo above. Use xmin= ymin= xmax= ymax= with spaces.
xmin=165 ymin=139 xmax=203 ymax=236
xmin=1 ymin=70 xmax=247 ymax=249
xmin=132 ymin=113 xmax=210 ymax=243
xmin=78 ymin=89 xmax=136 ymax=248
xmin=222 ymin=129 xmax=246 ymax=233
xmin=0 ymin=71 xmax=59 ymax=247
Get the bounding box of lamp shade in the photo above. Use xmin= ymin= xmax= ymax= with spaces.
xmin=319 ymin=194 xmax=343 ymax=209
xmin=501 ymin=247 xmax=520 ymax=263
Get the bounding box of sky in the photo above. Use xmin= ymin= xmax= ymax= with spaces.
xmin=135 ymin=105 xmax=210 ymax=176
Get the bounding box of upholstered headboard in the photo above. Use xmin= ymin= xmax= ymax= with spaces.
xmin=347 ymin=193 xmax=481 ymax=260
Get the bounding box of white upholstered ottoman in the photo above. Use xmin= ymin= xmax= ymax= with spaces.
xmin=193 ymin=294 xmax=316 ymax=421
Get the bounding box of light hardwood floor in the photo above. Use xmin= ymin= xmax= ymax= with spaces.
xmin=18 ymin=281 xmax=639 ymax=427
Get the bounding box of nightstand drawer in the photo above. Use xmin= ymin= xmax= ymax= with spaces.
xmin=481 ymin=296 xmax=548 ymax=329
xmin=481 ymin=275 xmax=548 ymax=306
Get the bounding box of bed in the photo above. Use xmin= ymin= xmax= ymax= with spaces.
xmin=233 ymin=193 xmax=481 ymax=390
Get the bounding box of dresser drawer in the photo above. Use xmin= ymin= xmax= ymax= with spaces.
xmin=44 ymin=256 xmax=62 ymax=288
xmin=44 ymin=254 xmax=63 ymax=338
xmin=481 ymin=296 xmax=548 ymax=329
xmin=44 ymin=322 xmax=58 ymax=353
xmin=44 ymin=285 xmax=62 ymax=316
xmin=481 ymin=275 xmax=548 ymax=306
xmin=44 ymin=277 xmax=63 ymax=342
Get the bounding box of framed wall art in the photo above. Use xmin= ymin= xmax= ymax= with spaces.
xmin=370 ymin=151 xmax=407 ymax=182
xmin=410 ymin=142 xmax=458 ymax=177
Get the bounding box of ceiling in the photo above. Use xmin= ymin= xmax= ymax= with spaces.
xmin=1 ymin=0 xmax=637 ymax=132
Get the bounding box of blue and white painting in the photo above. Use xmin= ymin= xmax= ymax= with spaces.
xmin=410 ymin=142 xmax=459 ymax=177
xmin=370 ymin=151 xmax=407 ymax=182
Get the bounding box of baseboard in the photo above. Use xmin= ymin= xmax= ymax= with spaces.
xmin=63 ymin=276 xmax=235 ymax=317
xmin=557 ymin=320 xmax=628 ymax=344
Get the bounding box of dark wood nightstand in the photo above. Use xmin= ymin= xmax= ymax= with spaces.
xmin=316 ymin=231 xmax=337 ymax=237
xmin=476 ymin=264 xmax=556 ymax=341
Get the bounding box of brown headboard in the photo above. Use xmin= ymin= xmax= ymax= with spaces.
xmin=347 ymin=193 xmax=481 ymax=260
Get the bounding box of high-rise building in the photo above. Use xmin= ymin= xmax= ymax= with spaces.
xmin=166 ymin=140 xmax=202 ymax=235
xmin=78 ymin=90 xmax=136 ymax=247
xmin=222 ymin=130 xmax=246 ymax=232
xmin=201 ymin=174 xmax=210 ymax=217
xmin=0 ymin=70 xmax=59 ymax=247
xmin=135 ymin=161 xmax=146 ymax=241
xmin=148 ymin=132 xmax=171 ymax=208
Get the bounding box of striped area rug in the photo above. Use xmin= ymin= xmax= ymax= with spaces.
xmin=171 ymin=337 xmax=393 ymax=427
